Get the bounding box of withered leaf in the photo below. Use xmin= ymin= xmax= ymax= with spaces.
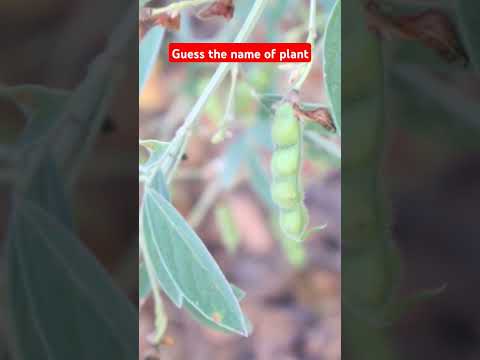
xmin=366 ymin=0 xmax=468 ymax=64
xmin=197 ymin=0 xmax=235 ymax=21
xmin=293 ymin=104 xmax=336 ymax=132
xmin=140 ymin=13 xmax=181 ymax=40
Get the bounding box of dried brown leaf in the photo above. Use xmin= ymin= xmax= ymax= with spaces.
xmin=197 ymin=0 xmax=235 ymax=21
xmin=139 ymin=12 xmax=181 ymax=40
xmin=293 ymin=104 xmax=336 ymax=132
xmin=366 ymin=0 xmax=468 ymax=64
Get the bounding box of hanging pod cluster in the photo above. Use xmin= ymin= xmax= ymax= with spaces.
xmin=270 ymin=102 xmax=308 ymax=240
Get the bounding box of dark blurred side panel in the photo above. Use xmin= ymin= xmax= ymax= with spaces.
xmin=0 ymin=1 xmax=138 ymax=359
xmin=343 ymin=1 xmax=480 ymax=359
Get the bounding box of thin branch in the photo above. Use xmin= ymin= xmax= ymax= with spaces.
xmin=188 ymin=179 xmax=223 ymax=228
xmin=293 ymin=0 xmax=317 ymax=91
xmin=211 ymin=64 xmax=239 ymax=144
xmin=148 ymin=0 xmax=270 ymax=184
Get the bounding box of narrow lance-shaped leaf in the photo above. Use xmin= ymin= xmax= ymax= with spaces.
xmin=140 ymin=259 xmax=247 ymax=304
xmin=141 ymin=186 xmax=250 ymax=336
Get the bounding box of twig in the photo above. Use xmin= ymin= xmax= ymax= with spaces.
xmin=293 ymin=0 xmax=317 ymax=91
xmin=304 ymin=130 xmax=341 ymax=160
xmin=188 ymin=179 xmax=223 ymax=228
xmin=211 ymin=64 xmax=239 ymax=143
xmin=139 ymin=226 xmax=167 ymax=342
xmin=149 ymin=0 xmax=269 ymax=184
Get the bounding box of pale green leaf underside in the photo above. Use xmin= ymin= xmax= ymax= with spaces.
xmin=323 ymin=0 xmax=341 ymax=133
xmin=139 ymin=261 xmax=246 ymax=302
xmin=139 ymin=139 xmax=169 ymax=173
xmin=141 ymin=188 xmax=250 ymax=336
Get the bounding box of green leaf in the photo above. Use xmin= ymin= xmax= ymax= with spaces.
xmin=140 ymin=262 xmax=246 ymax=304
xmin=141 ymin=188 xmax=250 ymax=336
xmin=140 ymin=26 xmax=165 ymax=93
xmin=0 ymin=85 xmax=69 ymax=145
xmin=230 ymin=284 xmax=246 ymax=302
xmin=139 ymin=139 xmax=170 ymax=170
xmin=182 ymin=300 xmax=253 ymax=335
xmin=141 ymin=210 xmax=184 ymax=307
xmin=7 ymin=157 xmax=136 ymax=359
xmin=141 ymin=259 xmax=246 ymax=304
xmin=323 ymin=0 xmax=341 ymax=133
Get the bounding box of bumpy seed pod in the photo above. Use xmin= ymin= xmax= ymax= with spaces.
xmin=280 ymin=204 xmax=309 ymax=237
xmin=271 ymin=144 xmax=301 ymax=177
xmin=270 ymin=103 xmax=308 ymax=240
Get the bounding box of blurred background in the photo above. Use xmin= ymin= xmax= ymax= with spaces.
xmin=139 ymin=1 xmax=340 ymax=359
xmin=364 ymin=1 xmax=480 ymax=360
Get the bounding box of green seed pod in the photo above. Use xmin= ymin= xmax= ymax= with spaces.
xmin=280 ymin=205 xmax=308 ymax=237
xmin=271 ymin=103 xmax=300 ymax=146
xmin=270 ymin=102 xmax=309 ymax=240
xmin=271 ymin=145 xmax=300 ymax=177
xmin=270 ymin=179 xmax=300 ymax=209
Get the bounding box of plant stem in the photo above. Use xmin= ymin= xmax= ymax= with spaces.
xmin=139 ymin=223 xmax=167 ymax=342
xmin=188 ymin=179 xmax=222 ymax=228
xmin=293 ymin=0 xmax=317 ymax=91
xmin=156 ymin=0 xmax=270 ymax=184
xmin=212 ymin=64 xmax=238 ymax=143
xmin=304 ymin=130 xmax=341 ymax=159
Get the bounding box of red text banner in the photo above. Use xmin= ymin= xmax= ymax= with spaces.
xmin=168 ymin=43 xmax=312 ymax=63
